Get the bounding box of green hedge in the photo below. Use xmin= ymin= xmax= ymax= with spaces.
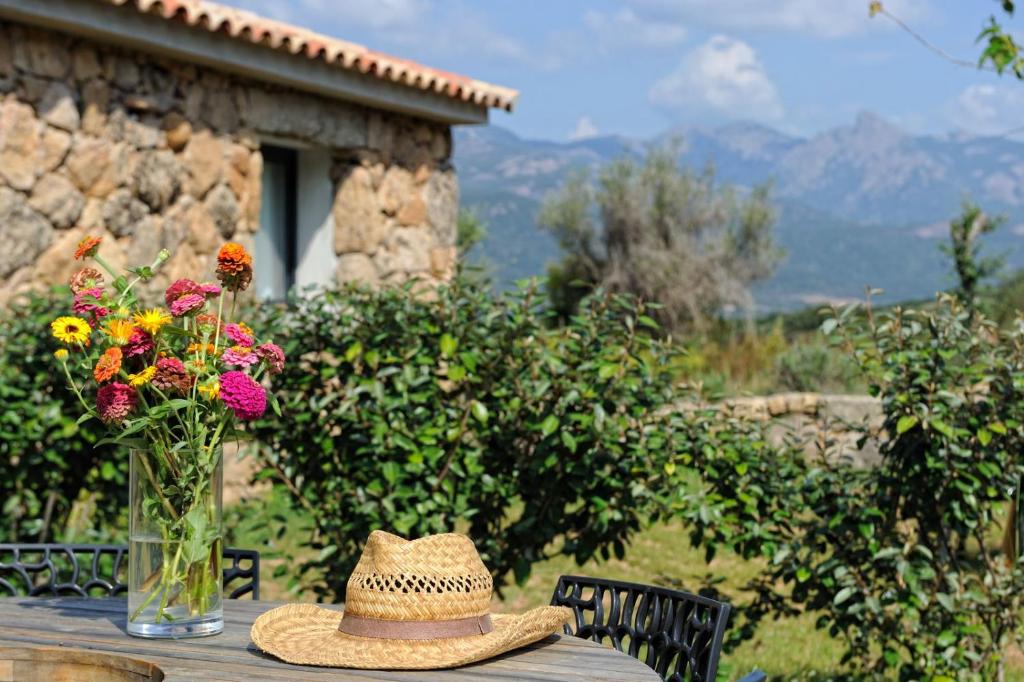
xmin=247 ymin=277 xmax=687 ymax=599
xmin=0 ymin=289 xmax=127 ymax=542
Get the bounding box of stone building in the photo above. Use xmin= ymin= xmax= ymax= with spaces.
xmin=0 ymin=0 xmax=517 ymax=304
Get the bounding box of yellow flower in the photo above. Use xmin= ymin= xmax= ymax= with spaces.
xmin=133 ymin=308 xmax=171 ymax=335
xmin=51 ymin=316 xmax=91 ymax=345
xmin=54 ymin=349 xmax=69 ymax=361
xmin=128 ymin=365 xmax=156 ymax=387
xmin=198 ymin=380 xmax=220 ymax=400
xmin=102 ymin=318 xmax=135 ymax=345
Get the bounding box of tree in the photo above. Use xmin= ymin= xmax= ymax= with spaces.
xmin=941 ymin=201 xmax=1004 ymax=315
xmin=456 ymin=207 xmax=487 ymax=256
xmin=538 ymin=144 xmax=781 ymax=332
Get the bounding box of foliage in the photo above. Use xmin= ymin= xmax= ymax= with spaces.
xmin=941 ymin=201 xmax=1004 ymax=315
xmin=0 ymin=290 xmax=126 ymax=542
xmin=744 ymin=296 xmax=1024 ymax=679
xmin=456 ymin=207 xmax=488 ymax=256
xmin=772 ymin=338 xmax=862 ymax=393
xmin=978 ymin=1 xmax=1024 ymax=77
xmin=538 ymin=143 xmax=781 ymax=332
xmin=247 ymin=276 xmax=684 ymax=601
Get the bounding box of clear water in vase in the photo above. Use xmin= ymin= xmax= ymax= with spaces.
xmin=127 ymin=448 xmax=224 ymax=639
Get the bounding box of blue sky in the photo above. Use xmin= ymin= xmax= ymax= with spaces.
xmin=222 ymin=1 xmax=1024 ymax=141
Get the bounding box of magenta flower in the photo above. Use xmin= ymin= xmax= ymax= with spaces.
xmin=72 ymin=288 xmax=109 ymax=320
xmin=219 ymin=371 xmax=266 ymax=420
xmin=96 ymin=382 xmax=138 ymax=424
xmin=223 ymin=323 xmax=254 ymax=347
xmin=165 ymin=278 xmax=202 ymax=307
xmin=169 ymin=293 xmax=205 ymax=317
xmin=123 ymin=329 xmax=154 ymax=358
xmin=221 ymin=346 xmax=259 ymax=368
xmin=200 ymin=283 xmax=222 ymax=299
xmin=255 ymin=343 xmax=285 ymax=374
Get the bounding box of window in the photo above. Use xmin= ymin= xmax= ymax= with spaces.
xmin=254 ymin=146 xmax=297 ymax=300
xmin=254 ymin=145 xmax=337 ymax=300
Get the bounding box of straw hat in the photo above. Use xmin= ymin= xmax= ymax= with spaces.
xmin=250 ymin=531 xmax=572 ymax=669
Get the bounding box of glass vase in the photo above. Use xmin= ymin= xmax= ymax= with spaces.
xmin=127 ymin=447 xmax=223 ymax=638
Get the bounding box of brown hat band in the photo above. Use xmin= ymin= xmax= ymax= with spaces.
xmin=337 ymin=613 xmax=494 ymax=640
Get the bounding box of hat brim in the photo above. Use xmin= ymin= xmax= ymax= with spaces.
xmin=250 ymin=604 xmax=573 ymax=670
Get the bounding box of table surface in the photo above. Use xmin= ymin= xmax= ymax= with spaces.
xmin=0 ymin=597 xmax=661 ymax=681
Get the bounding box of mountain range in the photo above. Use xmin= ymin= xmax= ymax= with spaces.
xmin=453 ymin=113 xmax=1024 ymax=312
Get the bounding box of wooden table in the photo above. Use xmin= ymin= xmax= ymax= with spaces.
xmin=0 ymin=598 xmax=660 ymax=681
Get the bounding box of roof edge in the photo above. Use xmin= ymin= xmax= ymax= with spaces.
xmin=0 ymin=0 xmax=518 ymax=124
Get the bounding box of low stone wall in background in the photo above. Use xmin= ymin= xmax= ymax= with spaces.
xmin=719 ymin=392 xmax=884 ymax=467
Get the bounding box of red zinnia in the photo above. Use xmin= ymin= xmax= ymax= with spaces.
xmin=96 ymin=382 xmax=137 ymax=423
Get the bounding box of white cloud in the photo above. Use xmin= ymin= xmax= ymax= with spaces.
xmin=568 ymin=116 xmax=600 ymax=141
xmin=582 ymin=8 xmax=687 ymax=49
xmin=649 ymin=35 xmax=783 ymax=123
xmin=950 ymin=83 xmax=1024 ymax=137
xmin=628 ymin=0 xmax=929 ymax=39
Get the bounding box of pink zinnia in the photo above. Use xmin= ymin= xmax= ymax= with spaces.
xmin=96 ymin=382 xmax=137 ymax=424
xmin=72 ymin=288 xmax=109 ymax=320
xmin=165 ymin=278 xmax=202 ymax=307
xmin=221 ymin=346 xmax=258 ymax=368
xmin=123 ymin=329 xmax=154 ymax=358
xmin=255 ymin=343 xmax=285 ymax=374
xmin=219 ymin=370 xmax=266 ymax=420
xmin=152 ymin=357 xmax=191 ymax=394
xmin=170 ymin=293 xmax=205 ymax=317
xmin=200 ymin=283 xmax=221 ymax=299
xmin=223 ymin=323 xmax=254 ymax=347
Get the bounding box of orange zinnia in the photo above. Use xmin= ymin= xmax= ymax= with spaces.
xmin=93 ymin=347 xmax=122 ymax=383
xmin=215 ymin=242 xmax=253 ymax=292
xmin=74 ymin=235 xmax=102 ymax=260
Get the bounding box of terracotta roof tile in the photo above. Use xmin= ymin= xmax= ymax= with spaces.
xmin=96 ymin=0 xmax=518 ymax=111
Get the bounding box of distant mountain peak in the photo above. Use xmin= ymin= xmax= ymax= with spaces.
xmin=850 ymin=111 xmax=905 ymax=139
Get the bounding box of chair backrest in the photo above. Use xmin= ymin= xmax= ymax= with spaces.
xmin=551 ymin=575 xmax=730 ymax=682
xmin=0 ymin=544 xmax=260 ymax=600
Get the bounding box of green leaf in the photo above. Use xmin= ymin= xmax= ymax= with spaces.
xmin=560 ymin=431 xmax=577 ymax=453
xmin=439 ymin=333 xmax=458 ymax=358
xmin=833 ymin=586 xmax=856 ymax=605
xmin=896 ymin=415 xmax=918 ymax=434
xmin=929 ymin=418 xmax=954 ymax=439
xmin=540 ymin=415 xmax=560 ymax=437
xmin=977 ymin=428 xmax=992 ymax=446
xmin=470 ymin=401 xmax=488 ymax=425
xmin=344 ymin=341 xmax=363 ymax=363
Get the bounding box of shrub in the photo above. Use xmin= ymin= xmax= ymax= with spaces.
xmin=772 ymin=339 xmax=860 ymax=393
xmin=248 ymin=277 xmax=683 ymax=600
xmin=759 ymin=296 xmax=1024 ymax=678
xmin=0 ymin=290 xmax=126 ymax=542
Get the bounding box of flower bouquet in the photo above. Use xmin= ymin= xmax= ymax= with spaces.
xmin=51 ymin=236 xmax=284 ymax=638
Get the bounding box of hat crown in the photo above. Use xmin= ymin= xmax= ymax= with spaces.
xmin=345 ymin=531 xmax=493 ymax=621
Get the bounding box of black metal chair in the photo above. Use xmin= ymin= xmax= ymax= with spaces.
xmin=551 ymin=575 xmax=766 ymax=682
xmin=0 ymin=544 xmax=259 ymax=600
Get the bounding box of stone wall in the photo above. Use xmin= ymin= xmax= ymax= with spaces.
xmin=702 ymin=392 xmax=884 ymax=467
xmin=0 ymin=20 xmax=458 ymax=305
